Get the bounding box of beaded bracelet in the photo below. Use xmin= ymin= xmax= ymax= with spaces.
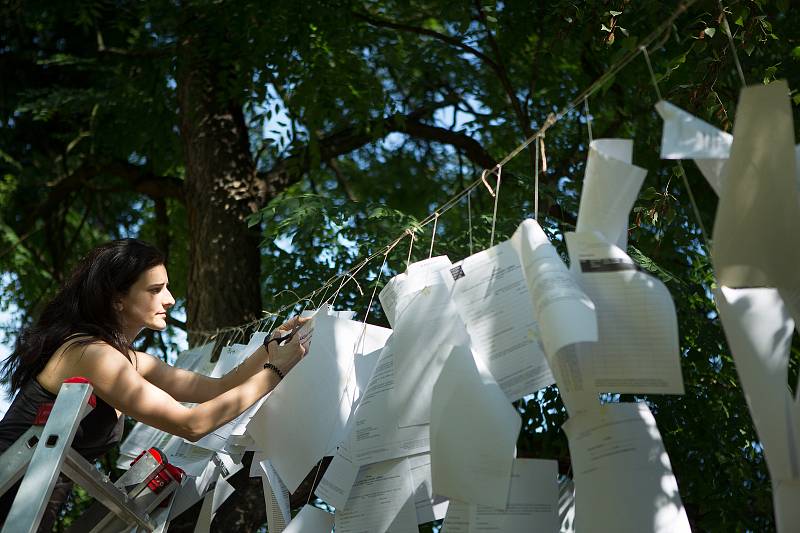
xmin=263 ymin=362 xmax=285 ymax=380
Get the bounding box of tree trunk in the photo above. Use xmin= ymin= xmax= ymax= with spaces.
xmin=176 ymin=35 xmax=263 ymax=340
xmin=173 ymin=19 xmax=266 ymax=532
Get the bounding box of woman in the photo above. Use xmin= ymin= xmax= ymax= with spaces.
xmin=0 ymin=238 xmax=305 ymax=530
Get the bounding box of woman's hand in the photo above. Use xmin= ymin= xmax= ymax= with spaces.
xmin=266 ymin=315 xmax=310 ymax=376
xmin=266 ymin=332 xmax=305 ymax=376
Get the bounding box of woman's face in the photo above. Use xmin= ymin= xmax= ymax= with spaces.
xmin=117 ymin=265 xmax=175 ymax=332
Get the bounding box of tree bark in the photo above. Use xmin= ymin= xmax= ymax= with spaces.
xmin=173 ymin=17 xmax=266 ymax=532
xmin=176 ymin=32 xmax=263 ymax=341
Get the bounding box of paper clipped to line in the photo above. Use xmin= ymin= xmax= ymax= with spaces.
xmin=711 ymin=81 xmax=800 ymax=289
xmin=565 ymin=232 xmax=684 ymax=398
xmin=576 ymin=139 xmax=647 ymax=250
xmin=445 ymin=238 xmax=555 ymax=401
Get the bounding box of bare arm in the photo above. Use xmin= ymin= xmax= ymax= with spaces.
xmin=136 ymin=316 xmax=309 ymax=403
xmin=71 ymin=343 xmax=289 ymax=441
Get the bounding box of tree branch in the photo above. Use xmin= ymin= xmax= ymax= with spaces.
xmin=472 ymin=0 xmax=533 ymax=142
xmin=353 ymin=11 xmax=502 ymax=74
xmin=356 ymin=8 xmax=534 ymax=161
xmin=24 ymin=160 xmax=184 ymax=230
xmin=167 ymin=315 xmax=187 ymax=331
xmin=254 ymin=107 xmax=496 ymax=205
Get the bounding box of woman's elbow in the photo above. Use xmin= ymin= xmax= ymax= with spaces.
xmin=177 ymin=416 xmax=206 ymax=442
xmin=182 ymin=430 xmax=202 ymax=443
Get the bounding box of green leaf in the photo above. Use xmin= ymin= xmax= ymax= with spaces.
xmin=704 ymin=27 xmax=716 ymax=38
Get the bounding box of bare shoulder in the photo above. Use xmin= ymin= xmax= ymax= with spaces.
xmin=39 ymin=337 xmax=133 ymax=392
xmin=59 ymin=339 xmax=134 ymax=379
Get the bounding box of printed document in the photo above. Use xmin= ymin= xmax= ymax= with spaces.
xmin=469 ymin=458 xmax=558 ymax=533
xmin=347 ymin=339 xmax=430 ymax=465
xmin=509 ymin=219 xmax=597 ymax=358
xmin=562 ymin=402 xmax=690 ymax=533
xmin=407 ymin=453 xmax=449 ymax=524
xmin=564 ymin=232 xmax=684 ymax=397
xmin=442 ymin=500 xmax=471 ymax=533
xmin=379 ymin=256 xmax=453 ymax=327
xmin=315 ymin=448 xmax=360 ymax=509
xmin=445 ymin=239 xmax=554 ymax=401
xmin=334 ymin=458 xmax=418 ymax=533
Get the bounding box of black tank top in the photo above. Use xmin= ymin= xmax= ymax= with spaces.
xmin=0 ymin=377 xmax=124 ymax=460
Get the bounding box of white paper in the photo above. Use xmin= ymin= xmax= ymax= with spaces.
xmin=283 ymin=504 xmax=334 ymax=533
xmin=261 ymin=475 xmax=287 ymax=533
xmin=445 ymin=239 xmax=554 ymax=401
xmin=347 ymin=339 xmax=430 ymax=465
xmin=334 ymin=458 xmax=418 ymax=533
xmin=442 ymin=500 xmax=472 ymax=533
xmin=256 ymin=458 xmax=292 ymax=527
xmin=390 ymin=280 xmax=469 ymax=427
xmin=193 ymin=475 xmax=235 ymax=533
xmin=576 ymin=139 xmax=647 ymax=250
xmin=656 ymin=100 xmax=733 ymax=160
xmin=655 ymin=100 xmax=732 ymax=195
xmin=712 ymin=81 xmax=800 ymax=289
xmin=315 ymin=448 xmax=360 ymax=509
xmin=656 ymin=100 xmax=800 ymax=199
xmin=509 ymin=219 xmax=597 ymax=358
xmin=209 ymin=343 xmax=247 ymax=378
xmin=248 ymin=311 xmax=392 ymax=491
xmin=715 ymin=287 xmax=799 ymax=480
xmin=558 ymin=478 xmax=576 ymax=533
xmin=259 ymin=459 xmax=291 ymax=533
xmin=469 ymin=458 xmax=558 ymax=533
xmin=562 ymin=402 xmax=690 ymax=533
xmin=159 ymin=436 xmax=215 ymax=477
xmin=295 ymin=305 xmax=355 ymax=353
xmin=564 ymin=232 xmax=683 ymax=399
xmin=173 ymin=341 xmax=217 ymax=371
xmin=379 ymin=256 xmax=453 ymax=327
xmin=407 ymin=453 xmax=449 ymax=524
xmin=774 ymin=479 xmax=800 ymax=533
xmin=430 ymin=345 xmax=520 ymax=508
xmin=326 ymin=346 xmax=384 ymax=458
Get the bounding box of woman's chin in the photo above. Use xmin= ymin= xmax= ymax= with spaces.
xmin=147 ymin=318 xmax=168 ymax=331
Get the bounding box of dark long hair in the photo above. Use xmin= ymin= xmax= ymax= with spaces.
xmin=2 ymin=239 xmax=165 ymax=392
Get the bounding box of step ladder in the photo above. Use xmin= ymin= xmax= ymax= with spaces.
xmin=0 ymin=378 xmax=184 ymax=533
